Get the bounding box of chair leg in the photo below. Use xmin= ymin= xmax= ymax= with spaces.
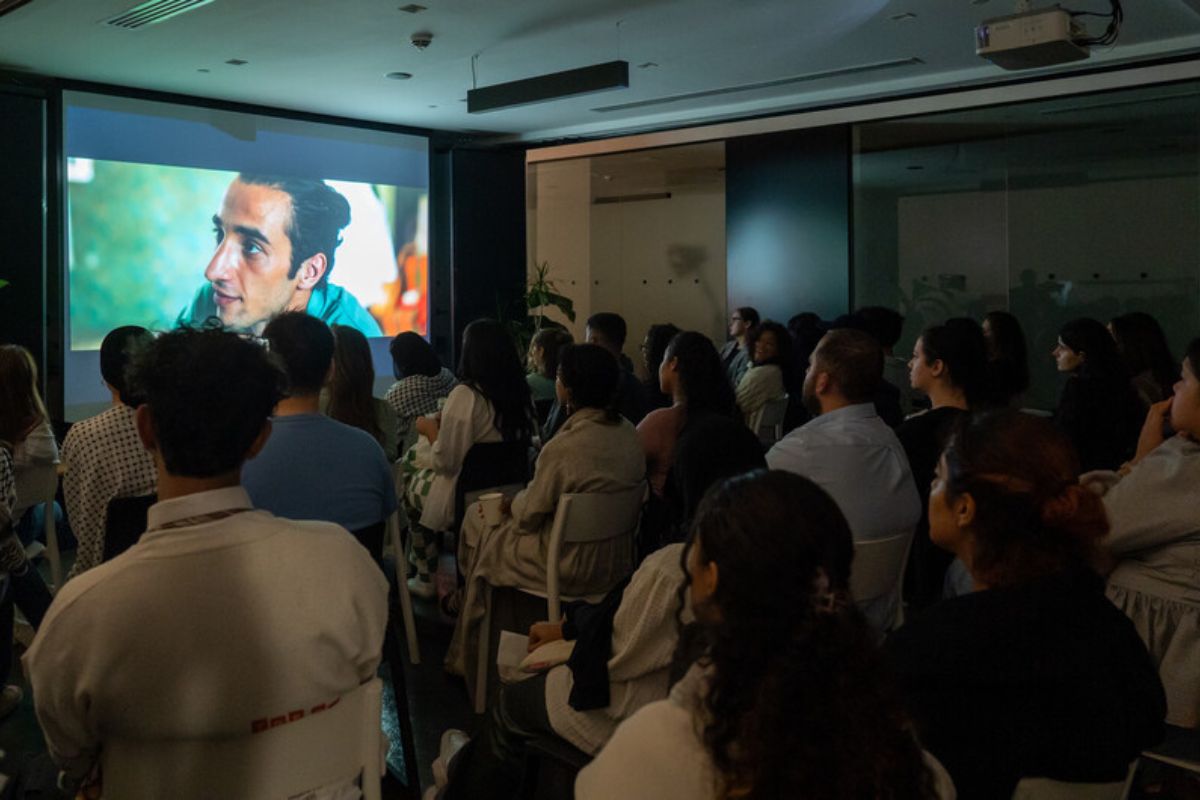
xmin=389 ymin=514 xmax=420 ymax=665
xmin=43 ymin=500 xmax=61 ymax=593
xmin=475 ymin=584 xmax=491 ymax=715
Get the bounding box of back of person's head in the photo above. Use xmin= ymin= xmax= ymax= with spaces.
xmin=557 ymin=343 xmax=620 ymax=422
xmin=128 ymin=327 xmax=285 ymax=477
xmin=1059 ymin=317 xmax=1128 ymax=382
xmin=920 ymin=319 xmax=988 ymax=406
xmin=643 ymin=323 xmax=681 ymax=378
xmin=389 ymin=331 xmax=442 ymax=379
xmin=100 ymin=325 xmax=153 ymax=406
xmin=585 ymin=312 xmax=628 ymax=351
xmin=262 ymin=312 xmax=335 ymax=396
xmin=983 ymin=310 xmax=1030 ymax=394
xmin=856 ymin=306 xmax=905 ymax=350
xmin=673 ymin=414 xmax=766 ymax=525
xmin=459 ymin=319 xmax=534 ymax=442
xmin=736 ymin=307 xmax=761 ymax=329
xmin=942 ymin=410 xmax=1106 ymax=588
xmin=687 ymin=470 xmax=936 ymax=799
xmin=811 ymin=328 xmax=883 ymax=404
xmin=237 ymin=174 xmax=351 ymax=286
xmin=0 ymin=345 xmax=45 ymax=446
xmin=664 ymin=331 xmax=736 ymax=418
xmin=1110 ymin=312 xmax=1176 ymax=393
xmin=531 ymin=327 xmax=574 ymax=380
xmin=328 ymin=325 xmax=383 ymax=446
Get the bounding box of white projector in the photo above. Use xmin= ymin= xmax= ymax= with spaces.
xmin=976 ymin=7 xmax=1090 ymax=70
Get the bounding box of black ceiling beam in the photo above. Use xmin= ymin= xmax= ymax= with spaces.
xmin=468 ymin=60 xmax=629 ymax=114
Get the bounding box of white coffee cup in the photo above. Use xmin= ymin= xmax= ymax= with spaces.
xmin=478 ymin=492 xmax=505 ymax=526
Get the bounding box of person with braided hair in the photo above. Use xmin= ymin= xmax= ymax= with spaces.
xmin=578 ymin=470 xmax=950 ymax=800
xmin=888 ymin=410 xmax=1165 ymax=799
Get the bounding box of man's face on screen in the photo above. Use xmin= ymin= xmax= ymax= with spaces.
xmin=205 ymin=179 xmax=301 ymax=334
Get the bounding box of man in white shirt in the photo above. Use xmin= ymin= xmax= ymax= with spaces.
xmin=26 ymin=327 xmax=388 ymax=789
xmin=766 ymin=328 xmax=920 ymax=629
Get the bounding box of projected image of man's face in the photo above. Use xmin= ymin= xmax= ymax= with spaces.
xmin=206 ymin=179 xmax=308 ymax=334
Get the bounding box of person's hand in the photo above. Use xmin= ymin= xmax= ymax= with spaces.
xmin=1079 ymin=469 xmax=1121 ymax=496
xmin=415 ymin=415 xmax=440 ymax=444
xmin=528 ymin=621 xmax=564 ymax=652
xmin=1132 ymin=398 xmax=1172 ymax=465
xmin=499 ymin=495 xmax=512 ymax=515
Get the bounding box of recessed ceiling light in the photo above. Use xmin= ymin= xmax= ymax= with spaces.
xmin=906 ymin=165 xmax=925 ymax=170
xmin=225 ymin=58 xmax=248 ymax=66
xmin=386 ymin=71 xmax=413 ymax=80
xmin=427 ymin=104 xmax=437 ymax=108
xmin=890 ymin=12 xmax=917 ymax=21
xmin=196 ymin=68 xmax=210 ymax=73
xmin=638 ymin=62 xmax=659 ymax=69
xmin=398 ymin=3 xmax=426 ymax=12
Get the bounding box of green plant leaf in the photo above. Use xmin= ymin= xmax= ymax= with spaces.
xmin=0 ymin=279 xmax=8 ymax=290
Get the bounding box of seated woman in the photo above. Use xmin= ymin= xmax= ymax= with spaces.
xmin=1052 ymin=317 xmax=1144 ymax=471
xmin=385 ymin=331 xmax=457 ymax=453
xmin=324 ymin=324 xmax=399 ymax=460
xmin=401 ymin=320 xmax=532 ymax=597
xmin=525 ymin=327 xmax=572 ymax=411
xmin=431 ymin=415 xmax=767 ymax=800
xmin=444 ymin=343 xmax=644 ymax=680
xmin=1090 ymin=337 xmax=1200 ymax=731
xmin=578 ymin=470 xmax=950 ymax=799
xmin=1110 ymin=311 xmax=1177 ymax=408
xmin=640 ymin=323 xmax=680 ymax=413
xmin=734 ymin=320 xmax=795 ymax=430
xmin=981 ymin=310 xmax=1030 ymax=409
xmin=887 ymin=410 xmax=1166 ymax=799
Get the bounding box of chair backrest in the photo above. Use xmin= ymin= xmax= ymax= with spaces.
xmin=1011 ymin=765 xmax=1136 ymax=800
xmin=453 ymin=440 xmax=532 ymax=525
xmin=12 ymin=462 xmax=57 ymax=517
xmin=103 ymin=494 xmax=157 ymax=562
xmin=848 ymin=531 xmax=913 ymax=630
xmin=753 ymin=394 xmax=789 ymax=446
xmin=102 ymin=678 xmax=384 ymax=800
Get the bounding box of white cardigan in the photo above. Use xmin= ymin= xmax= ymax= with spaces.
xmin=418 ymin=385 xmax=503 ymax=532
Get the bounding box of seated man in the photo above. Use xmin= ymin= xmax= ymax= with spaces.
xmin=26 ymin=327 xmax=388 ymax=789
xmin=242 ymin=312 xmax=397 ymax=563
xmin=61 ymin=326 xmax=158 ymax=579
xmin=766 ymin=328 xmax=920 ymax=629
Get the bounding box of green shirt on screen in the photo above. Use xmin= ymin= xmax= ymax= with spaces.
xmin=176 ymin=282 xmax=383 ymax=337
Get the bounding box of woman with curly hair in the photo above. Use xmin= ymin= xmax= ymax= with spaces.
xmin=734 ymin=320 xmax=796 ymax=429
xmin=888 ymin=410 xmax=1165 ymax=799
xmin=578 ymin=470 xmax=947 ymax=800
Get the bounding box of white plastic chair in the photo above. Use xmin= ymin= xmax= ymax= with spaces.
xmin=751 ymin=393 xmax=789 ymax=446
xmin=473 ymin=484 xmax=646 ymax=713
xmin=102 ymin=677 xmax=386 ymax=800
xmin=1011 ymin=761 xmax=1137 ymax=800
xmin=847 ymin=530 xmax=913 ymax=632
xmin=12 ymin=462 xmax=62 ymax=591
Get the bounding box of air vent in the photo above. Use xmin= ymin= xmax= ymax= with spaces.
xmin=594 ymin=192 xmax=672 ymax=205
xmin=0 ymin=0 xmax=36 ymax=19
xmin=103 ymin=0 xmax=214 ymax=29
xmin=592 ymin=57 xmax=924 ymax=114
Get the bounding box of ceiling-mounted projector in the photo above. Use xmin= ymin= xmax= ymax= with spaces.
xmin=975 ymin=7 xmax=1089 ymax=70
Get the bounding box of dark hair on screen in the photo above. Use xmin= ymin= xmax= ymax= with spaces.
xmin=664 ymin=332 xmax=737 ymax=419
xmin=389 ymin=332 xmax=442 ymax=379
xmin=0 ymin=345 xmax=45 ymax=446
xmin=983 ymin=310 xmax=1031 ymax=399
xmin=100 ymin=325 xmax=153 ymax=406
xmin=262 ymin=312 xmax=335 ymax=396
xmin=458 ymin=319 xmax=535 ymax=442
xmin=747 ymin=320 xmax=799 ymax=396
xmin=127 ymin=326 xmax=285 ymax=478
xmin=856 ymin=306 xmax=905 ymax=349
xmin=644 ymin=323 xmax=681 ymax=376
xmin=1059 ymin=317 xmax=1129 ymax=383
xmin=813 ymin=328 xmax=883 ymax=404
xmin=531 ymin=327 xmax=574 ymax=380
xmin=557 ymin=343 xmax=621 ymax=422
xmin=1110 ymin=312 xmax=1177 ymax=399
xmin=585 ymin=312 xmax=628 ymax=350
xmin=942 ymin=410 xmax=1106 ymax=589
xmin=328 ymin=325 xmax=384 ymax=448
xmin=920 ymin=318 xmax=988 ymax=407
xmin=237 ymin=174 xmax=351 ymax=289
xmin=686 ymin=470 xmax=936 ymax=800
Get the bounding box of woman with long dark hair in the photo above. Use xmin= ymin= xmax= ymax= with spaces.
xmin=734 ymin=320 xmax=795 ymax=428
xmin=640 ymin=323 xmax=680 ymax=412
xmin=1052 ymin=317 xmax=1144 ymax=471
xmin=1110 ymin=311 xmax=1177 ymax=407
xmin=325 ymin=325 xmax=398 ymax=459
xmin=579 ymin=470 xmax=947 ymax=800
xmin=401 ymin=319 xmax=534 ymax=595
xmin=385 ymin=331 xmax=457 ymax=447
xmin=888 ymin=411 xmax=1165 ymax=798
xmin=981 ymin=310 xmax=1030 ymax=408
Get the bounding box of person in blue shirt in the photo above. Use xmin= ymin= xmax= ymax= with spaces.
xmin=177 ymin=174 xmax=382 ymax=337
xmin=242 ymin=312 xmax=396 ymax=565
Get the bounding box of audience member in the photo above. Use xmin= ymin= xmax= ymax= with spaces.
xmin=858 ymin=306 xmax=919 ymax=416
xmin=1110 ymin=311 xmax=1177 ymax=407
xmin=981 ymin=310 xmax=1030 ymax=408
xmin=829 ymin=313 xmax=905 ymax=427
xmin=444 ymin=344 xmax=643 ymax=681
xmin=578 ymin=471 xmax=947 ymax=800
xmin=402 ymin=319 xmax=534 ymax=596
xmin=638 ymin=332 xmax=736 ymax=499
xmin=385 ymin=331 xmax=457 ymax=451
xmin=1089 ymin=337 xmax=1200 ymax=729
xmin=887 ymin=411 xmax=1166 ymax=799
xmin=766 ymin=329 xmax=920 ymax=629
xmin=8 ymin=345 xmax=61 ymax=547
xmin=585 ymin=312 xmax=648 ymax=426
xmin=26 ymin=328 xmax=388 ymax=791
xmin=61 ymin=326 xmax=157 ymax=579
xmin=432 ymin=417 xmax=767 ymax=799
xmin=242 ymin=312 xmax=396 ymax=564
xmin=526 ymin=327 xmax=572 ymax=405
xmin=897 ymin=322 xmax=985 ymax=611
xmin=1052 ymin=317 xmax=1143 ymax=471
xmin=719 ymin=306 xmax=758 ymax=388
xmin=325 ymin=324 xmax=399 ymax=460
xmin=639 ymin=323 xmax=679 ymax=412
xmin=734 ymin=320 xmax=794 ymax=429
